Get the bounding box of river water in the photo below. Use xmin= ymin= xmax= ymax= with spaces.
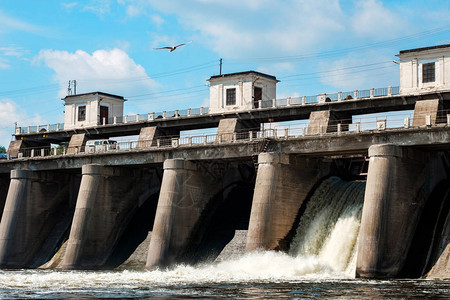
xmin=0 ymin=177 xmax=448 ymax=298
xmin=0 ymin=266 xmax=448 ymax=299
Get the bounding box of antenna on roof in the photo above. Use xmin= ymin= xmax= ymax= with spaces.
xmin=219 ymin=58 xmax=223 ymax=75
xmin=67 ymin=80 xmax=77 ymax=95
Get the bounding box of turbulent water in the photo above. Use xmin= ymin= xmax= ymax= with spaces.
xmin=289 ymin=176 xmax=366 ymax=275
xmin=0 ymin=176 xmax=448 ymax=298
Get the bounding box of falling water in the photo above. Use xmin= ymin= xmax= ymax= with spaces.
xmin=289 ymin=176 xmax=366 ymax=275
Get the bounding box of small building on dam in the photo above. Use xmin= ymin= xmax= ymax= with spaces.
xmin=0 ymin=45 xmax=450 ymax=279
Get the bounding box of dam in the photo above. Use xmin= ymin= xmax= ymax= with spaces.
xmin=0 ymin=45 xmax=449 ymax=279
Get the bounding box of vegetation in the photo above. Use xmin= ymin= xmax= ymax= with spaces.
xmin=0 ymin=146 xmax=6 ymax=153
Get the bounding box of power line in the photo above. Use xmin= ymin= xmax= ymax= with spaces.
xmin=126 ymin=85 xmax=207 ymax=100
xmin=279 ymin=61 xmax=394 ymax=80
xmin=279 ymin=69 xmax=397 ymax=90
xmin=278 ymin=65 xmax=397 ymax=84
xmin=227 ymin=26 xmax=450 ymax=64
xmin=0 ymin=84 xmax=60 ymax=98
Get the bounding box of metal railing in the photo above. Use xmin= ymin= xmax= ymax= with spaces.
xmin=15 ymin=85 xmax=402 ymax=135
xmin=12 ymin=109 xmax=450 ymax=159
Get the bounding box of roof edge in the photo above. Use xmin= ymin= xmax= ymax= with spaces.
xmin=208 ymin=70 xmax=278 ymax=82
xmin=62 ymin=91 xmax=126 ymax=101
xmin=398 ymin=44 xmax=450 ymax=55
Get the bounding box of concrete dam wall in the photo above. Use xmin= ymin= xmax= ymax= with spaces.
xmin=0 ymin=144 xmax=448 ymax=278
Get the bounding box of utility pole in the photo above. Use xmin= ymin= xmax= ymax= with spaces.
xmin=219 ymin=58 xmax=222 ymax=75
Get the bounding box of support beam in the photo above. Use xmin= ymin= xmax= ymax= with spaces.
xmin=67 ymin=133 xmax=87 ymax=155
xmin=412 ymin=99 xmax=443 ymax=126
xmin=356 ymin=144 xmax=428 ymax=278
xmin=217 ymin=118 xmax=257 ymax=142
xmin=146 ymin=159 xmax=222 ymax=269
xmin=137 ymin=127 xmax=164 ymax=148
xmin=7 ymin=140 xmax=50 ymax=158
xmin=307 ymin=111 xmax=351 ymax=135
xmin=0 ymin=170 xmax=77 ymax=268
xmin=7 ymin=140 xmax=23 ymax=158
xmin=246 ymin=153 xmax=330 ymax=251
xmin=137 ymin=126 xmax=181 ymax=148
xmin=61 ymin=164 xmax=142 ymax=269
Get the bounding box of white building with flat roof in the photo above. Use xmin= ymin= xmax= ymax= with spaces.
xmin=397 ymin=44 xmax=450 ymax=94
xmin=207 ymin=71 xmax=278 ymax=114
xmin=62 ymin=92 xmax=126 ymax=130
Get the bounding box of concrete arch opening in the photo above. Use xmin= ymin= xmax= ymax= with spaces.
xmin=182 ymin=182 xmax=254 ymax=264
xmin=0 ymin=174 xmax=11 ymax=223
xmin=107 ymin=192 xmax=160 ymax=269
xmin=400 ymin=179 xmax=450 ymax=278
xmin=145 ymin=159 xmax=256 ymax=269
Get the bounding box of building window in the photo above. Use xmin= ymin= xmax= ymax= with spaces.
xmin=78 ymin=106 xmax=86 ymax=121
xmin=422 ymin=62 xmax=435 ymax=83
xmin=100 ymin=106 xmax=109 ymax=124
xmin=226 ymin=88 xmax=236 ymax=106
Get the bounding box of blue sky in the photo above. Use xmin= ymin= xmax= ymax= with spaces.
xmin=0 ymin=0 xmax=449 ymax=147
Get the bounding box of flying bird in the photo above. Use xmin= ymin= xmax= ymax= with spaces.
xmin=154 ymin=41 xmax=192 ymax=52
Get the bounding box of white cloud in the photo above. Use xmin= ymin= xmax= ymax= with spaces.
xmin=0 ymin=11 xmax=46 ymax=35
xmin=0 ymin=46 xmax=30 ymax=69
xmin=126 ymin=5 xmax=141 ymax=17
xmin=318 ymin=53 xmax=399 ymax=90
xmin=0 ymin=46 xmax=30 ymax=57
xmin=146 ymin=0 xmax=347 ymax=58
xmin=114 ymin=40 xmax=131 ymax=52
xmin=0 ymin=58 xmax=9 ymax=69
xmin=0 ymin=99 xmax=44 ymax=148
xmin=36 ymin=48 xmax=157 ymax=98
xmin=82 ymin=0 xmax=112 ymax=18
xmin=150 ymin=34 xmax=178 ymax=49
xmin=351 ymin=0 xmax=408 ymax=38
xmin=121 ymin=1 xmax=164 ymax=27
xmin=151 ymin=14 xmax=164 ymax=27
xmin=142 ymin=0 xmax=418 ymax=69
xmin=61 ymin=2 xmax=78 ymax=10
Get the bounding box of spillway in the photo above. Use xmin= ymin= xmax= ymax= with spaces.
xmin=289 ymin=176 xmax=366 ymax=275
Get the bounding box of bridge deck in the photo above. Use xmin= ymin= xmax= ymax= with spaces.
xmin=2 ymin=124 xmax=449 ymax=173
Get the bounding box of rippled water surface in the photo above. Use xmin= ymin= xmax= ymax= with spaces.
xmin=0 ymin=268 xmax=448 ymax=299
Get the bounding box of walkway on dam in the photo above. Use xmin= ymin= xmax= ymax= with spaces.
xmin=2 ymin=110 xmax=450 ymax=173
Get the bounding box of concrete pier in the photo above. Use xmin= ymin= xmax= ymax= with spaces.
xmin=356 ymin=144 xmax=429 ymax=278
xmin=61 ymin=164 xmax=142 ymax=269
xmin=0 ymin=170 xmax=77 ymax=268
xmin=146 ymin=159 xmax=226 ymax=269
xmin=246 ymin=153 xmax=330 ymax=251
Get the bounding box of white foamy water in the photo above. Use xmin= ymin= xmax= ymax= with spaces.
xmin=0 ymin=251 xmax=345 ymax=291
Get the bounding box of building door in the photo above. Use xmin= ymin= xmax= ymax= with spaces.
xmin=100 ymin=106 xmax=109 ymax=124
xmin=254 ymin=87 xmax=262 ymax=108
